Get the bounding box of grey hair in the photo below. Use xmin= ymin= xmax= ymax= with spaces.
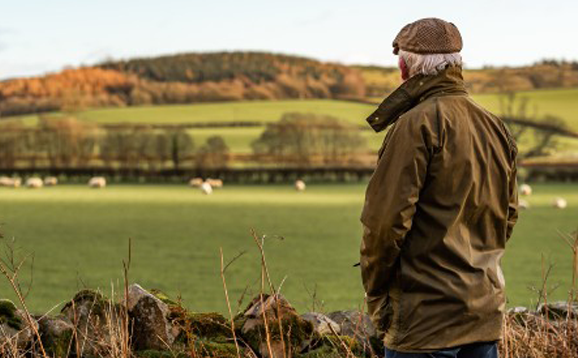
xmin=398 ymin=49 xmax=462 ymax=77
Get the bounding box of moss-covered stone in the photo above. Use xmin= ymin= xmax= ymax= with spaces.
xmin=238 ymin=294 xmax=318 ymax=357
xmin=61 ymin=289 xmax=109 ymax=317
xmin=135 ymin=349 xmax=188 ymax=358
xmin=38 ymin=317 xmax=74 ymax=358
xmin=0 ymin=299 xmax=22 ymax=330
xmin=150 ymin=289 xmax=178 ymax=307
xmin=190 ymin=338 xmax=240 ymax=358
xmin=61 ymin=289 xmax=123 ymax=358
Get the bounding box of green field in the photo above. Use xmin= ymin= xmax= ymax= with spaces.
xmin=6 ymin=89 xmax=577 ymax=155
xmin=0 ymin=183 xmax=576 ymax=314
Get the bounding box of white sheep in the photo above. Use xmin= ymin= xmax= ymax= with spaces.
xmin=189 ymin=177 xmax=204 ymax=188
xmin=519 ymin=184 xmax=532 ymax=196
xmin=88 ymin=177 xmax=107 ymax=188
xmin=0 ymin=177 xmax=22 ymax=188
xmin=518 ymin=199 xmax=530 ymax=210
xmin=25 ymin=177 xmax=44 ymax=189
xmin=206 ymin=178 xmax=223 ymax=189
xmin=0 ymin=177 xmax=13 ymax=187
xmin=295 ymin=179 xmax=306 ymax=192
xmin=44 ymin=177 xmax=58 ymax=186
xmin=552 ymin=197 xmax=567 ymax=209
xmin=200 ymin=182 xmax=213 ymax=195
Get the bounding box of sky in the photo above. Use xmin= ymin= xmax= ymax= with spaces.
xmin=1 ymin=0 xmax=577 ymax=80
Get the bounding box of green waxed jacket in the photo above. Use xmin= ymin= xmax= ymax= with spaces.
xmin=360 ymin=66 xmax=518 ymax=352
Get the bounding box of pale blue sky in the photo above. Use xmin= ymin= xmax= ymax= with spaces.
xmin=1 ymin=0 xmax=576 ymax=79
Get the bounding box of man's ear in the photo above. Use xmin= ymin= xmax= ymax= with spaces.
xmin=398 ymin=56 xmax=410 ymax=81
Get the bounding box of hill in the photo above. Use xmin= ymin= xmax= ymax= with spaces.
xmin=0 ymin=52 xmax=365 ymax=117
xmin=2 ymin=51 xmax=578 ymax=118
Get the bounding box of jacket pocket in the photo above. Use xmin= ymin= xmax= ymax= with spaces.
xmin=366 ymin=294 xmax=394 ymax=335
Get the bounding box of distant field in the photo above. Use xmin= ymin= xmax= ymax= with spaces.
xmin=75 ymin=100 xmax=375 ymax=126
xmin=3 ymin=89 xmax=578 ymax=154
xmin=473 ymin=88 xmax=578 ymax=131
xmin=0 ymin=183 xmax=576 ymax=313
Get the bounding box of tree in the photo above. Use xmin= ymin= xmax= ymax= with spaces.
xmin=196 ymin=136 xmax=230 ymax=169
xmin=169 ymin=129 xmax=194 ymax=170
xmin=251 ymin=112 xmax=367 ymax=166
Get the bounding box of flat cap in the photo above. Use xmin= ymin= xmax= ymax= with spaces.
xmin=393 ymin=18 xmax=462 ymax=55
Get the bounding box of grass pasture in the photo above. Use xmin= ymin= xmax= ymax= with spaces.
xmin=0 ymin=183 xmax=576 ymax=314
xmin=3 ymin=88 xmax=578 ymax=156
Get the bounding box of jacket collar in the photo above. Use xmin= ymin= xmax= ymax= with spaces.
xmin=366 ymin=65 xmax=467 ymax=133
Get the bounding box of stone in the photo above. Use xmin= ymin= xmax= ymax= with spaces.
xmin=61 ymin=289 xmax=122 ymax=357
xmin=301 ymin=312 xmax=341 ymax=336
xmin=538 ymin=301 xmax=578 ymax=320
xmin=0 ymin=299 xmax=37 ymax=351
xmin=127 ymin=284 xmax=177 ymax=351
xmin=236 ymin=294 xmax=316 ymax=358
xmin=327 ymin=310 xmax=380 ymax=355
xmin=37 ymin=315 xmax=74 ymax=357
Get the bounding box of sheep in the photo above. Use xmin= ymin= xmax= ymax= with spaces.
xmin=519 ymin=183 xmax=532 ymax=196
xmin=295 ymin=179 xmax=306 ymax=192
xmin=206 ymin=178 xmax=223 ymax=189
xmin=518 ymin=199 xmax=530 ymax=210
xmin=200 ymin=182 xmax=213 ymax=195
xmin=189 ymin=177 xmax=204 ymax=188
xmin=0 ymin=177 xmax=15 ymax=187
xmin=88 ymin=177 xmax=107 ymax=188
xmin=44 ymin=177 xmax=58 ymax=186
xmin=25 ymin=177 xmax=44 ymax=189
xmin=552 ymin=197 xmax=567 ymax=209
xmin=11 ymin=178 xmax=21 ymax=188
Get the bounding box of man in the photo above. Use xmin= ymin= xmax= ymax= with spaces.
xmin=360 ymin=18 xmax=518 ymax=358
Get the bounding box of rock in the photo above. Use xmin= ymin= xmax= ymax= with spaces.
xmin=327 ymin=310 xmax=375 ymax=340
xmin=128 ymin=284 xmax=178 ymax=351
xmin=0 ymin=299 xmax=37 ymax=350
xmin=327 ymin=310 xmax=380 ymax=355
xmin=538 ymin=301 xmax=578 ymax=320
xmin=236 ymin=294 xmax=316 ymax=358
xmin=37 ymin=315 xmax=74 ymax=357
xmin=301 ymin=312 xmax=340 ymax=336
xmin=61 ymin=289 xmax=122 ymax=357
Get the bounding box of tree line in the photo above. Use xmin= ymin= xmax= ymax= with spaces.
xmin=0 ymin=117 xmax=230 ymax=171
xmin=0 ymin=113 xmax=368 ymax=173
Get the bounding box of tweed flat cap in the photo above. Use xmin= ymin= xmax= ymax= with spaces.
xmin=393 ymin=18 xmax=462 ymax=55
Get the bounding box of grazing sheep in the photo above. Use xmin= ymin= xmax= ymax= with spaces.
xmin=25 ymin=177 xmax=44 ymax=189
xmin=88 ymin=177 xmax=106 ymax=188
xmin=200 ymin=182 xmax=213 ymax=195
xmin=519 ymin=183 xmax=532 ymax=196
xmin=518 ymin=199 xmax=530 ymax=210
xmin=0 ymin=177 xmax=22 ymax=188
xmin=206 ymin=178 xmax=223 ymax=189
xmin=44 ymin=177 xmax=58 ymax=186
xmin=552 ymin=197 xmax=567 ymax=209
xmin=295 ymin=179 xmax=306 ymax=192
xmin=189 ymin=177 xmax=204 ymax=188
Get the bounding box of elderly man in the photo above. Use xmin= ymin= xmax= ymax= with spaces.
xmin=360 ymin=18 xmax=518 ymax=358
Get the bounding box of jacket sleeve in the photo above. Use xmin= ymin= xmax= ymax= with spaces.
xmin=360 ymin=114 xmax=435 ymax=299
xmin=506 ymin=153 xmax=519 ymax=242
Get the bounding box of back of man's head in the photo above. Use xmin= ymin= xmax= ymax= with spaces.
xmin=393 ymin=18 xmax=463 ymax=78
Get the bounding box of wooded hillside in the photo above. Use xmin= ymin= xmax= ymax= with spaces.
xmin=0 ymin=52 xmax=365 ymax=117
xmin=2 ymin=52 xmax=578 ymax=117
